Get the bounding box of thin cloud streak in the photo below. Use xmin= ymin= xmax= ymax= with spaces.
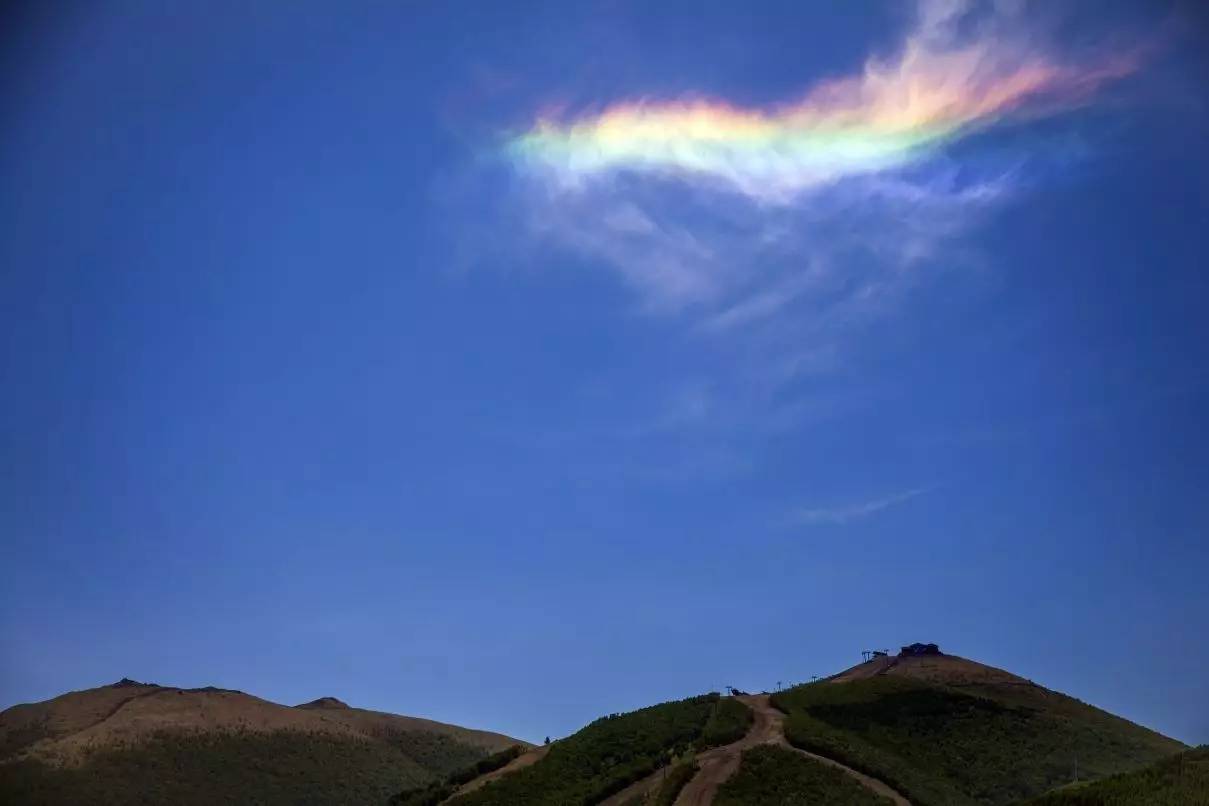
xmin=792 ymin=487 xmax=933 ymax=526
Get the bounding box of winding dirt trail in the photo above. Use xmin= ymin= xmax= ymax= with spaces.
xmin=600 ymin=694 xmax=787 ymax=806
xmin=449 ymin=695 xmax=910 ymax=806
xmin=674 ymin=695 xmax=910 ymax=806
xmin=669 ymin=695 xmax=783 ymax=806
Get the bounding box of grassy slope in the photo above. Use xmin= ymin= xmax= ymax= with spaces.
xmin=389 ymin=745 xmax=528 ymax=806
xmin=771 ymin=676 xmax=1183 ymax=806
xmin=371 ymin=726 xmax=493 ymax=778
xmin=714 ymin=744 xmax=894 ymax=806
xmin=698 ymin=697 xmax=753 ymax=748
xmin=0 ymin=682 xmax=523 ymax=806
xmin=1023 ymin=746 xmax=1209 ymax=806
xmin=298 ymin=700 xmax=522 ymax=757
xmin=449 ymin=693 xmax=738 ymax=806
xmin=0 ymin=682 xmax=160 ymax=760
xmin=0 ymin=726 xmax=501 ymax=806
xmin=0 ymin=729 xmax=434 ymax=806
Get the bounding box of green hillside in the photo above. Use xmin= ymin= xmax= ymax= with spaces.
xmin=771 ymin=674 xmax=1183 ymax=806
xmin=1022 ymin=746 xmax=1209 ymax=806
xmin=715 ymin=744 xmax=894 ymax=806
xmin=0 ymin=728 xmax=435 ymax=806
xmin=388 ymin=744 xmax=527 ymax=806
xmin=444 ymin=693 xmax=748 ymax=805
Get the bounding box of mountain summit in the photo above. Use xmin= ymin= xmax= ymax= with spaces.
xmin=297 ymin=696 xmax=351 ymax=709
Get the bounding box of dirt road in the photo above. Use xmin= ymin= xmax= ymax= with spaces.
xmin=453 ymin=695 xmax=910 ymax=806
xmin=671 ymin=695 xmax=781 ymax=806
xmin=600 ymin=695 xmax=781 ymax=806
xmin=674 ymin=695 xmax=910 ymax=806
xmin=443 ymin=745 xmax=549 ymax=800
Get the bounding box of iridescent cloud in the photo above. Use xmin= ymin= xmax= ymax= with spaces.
xmin=505 ymin=4 xmax=1137 ymax=202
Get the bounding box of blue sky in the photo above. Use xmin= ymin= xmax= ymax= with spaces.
xmin=2 ymin=0 xmax=1207 ymax=746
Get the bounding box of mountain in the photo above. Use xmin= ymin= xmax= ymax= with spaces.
xmin=0 ymin=678 xmax=528 ymax=806
xmin=1 ymin=646 xmax=1189 ymax=805
xmin=427 ymin=646 xmax=1185 ymax=806
xmin=769 ymin=649 xmax=1185 ymax=805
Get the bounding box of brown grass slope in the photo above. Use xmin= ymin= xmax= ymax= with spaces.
xmin=0 ymin=679 xmax=522 ymax=765
xmin=0 ymin=678 xmax=528 ymax=806
xmin=295 ymin=695 xmax=524 ymax=756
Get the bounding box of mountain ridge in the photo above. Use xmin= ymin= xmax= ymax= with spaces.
xmin=430 ymin=647 xmax=1185 ymax=806
xmin=0 ymin=678 xmax=529 ymax=805
xmin=0 ymin=677 xmax=526 ymax=766
xmin=1 ymin=649 xmax=1191 ymax=806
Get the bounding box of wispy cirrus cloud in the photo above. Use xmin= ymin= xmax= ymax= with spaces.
xmin=506 ymin=0 xmax=1136 ymax=204
xmin=459 ymin=0 xmax=1148 ymax=470
xmin=792 ymin=487 xmax=933 ymax=526
xmin=495 ymin=0 xmax=1141 ymax=324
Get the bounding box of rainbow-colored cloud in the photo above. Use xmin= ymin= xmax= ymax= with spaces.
xmin=505 ymin=8 xmax=1136 ymax=202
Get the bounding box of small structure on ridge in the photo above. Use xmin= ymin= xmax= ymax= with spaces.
xmin=900 ymin=642 xmax=942 ymax=657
